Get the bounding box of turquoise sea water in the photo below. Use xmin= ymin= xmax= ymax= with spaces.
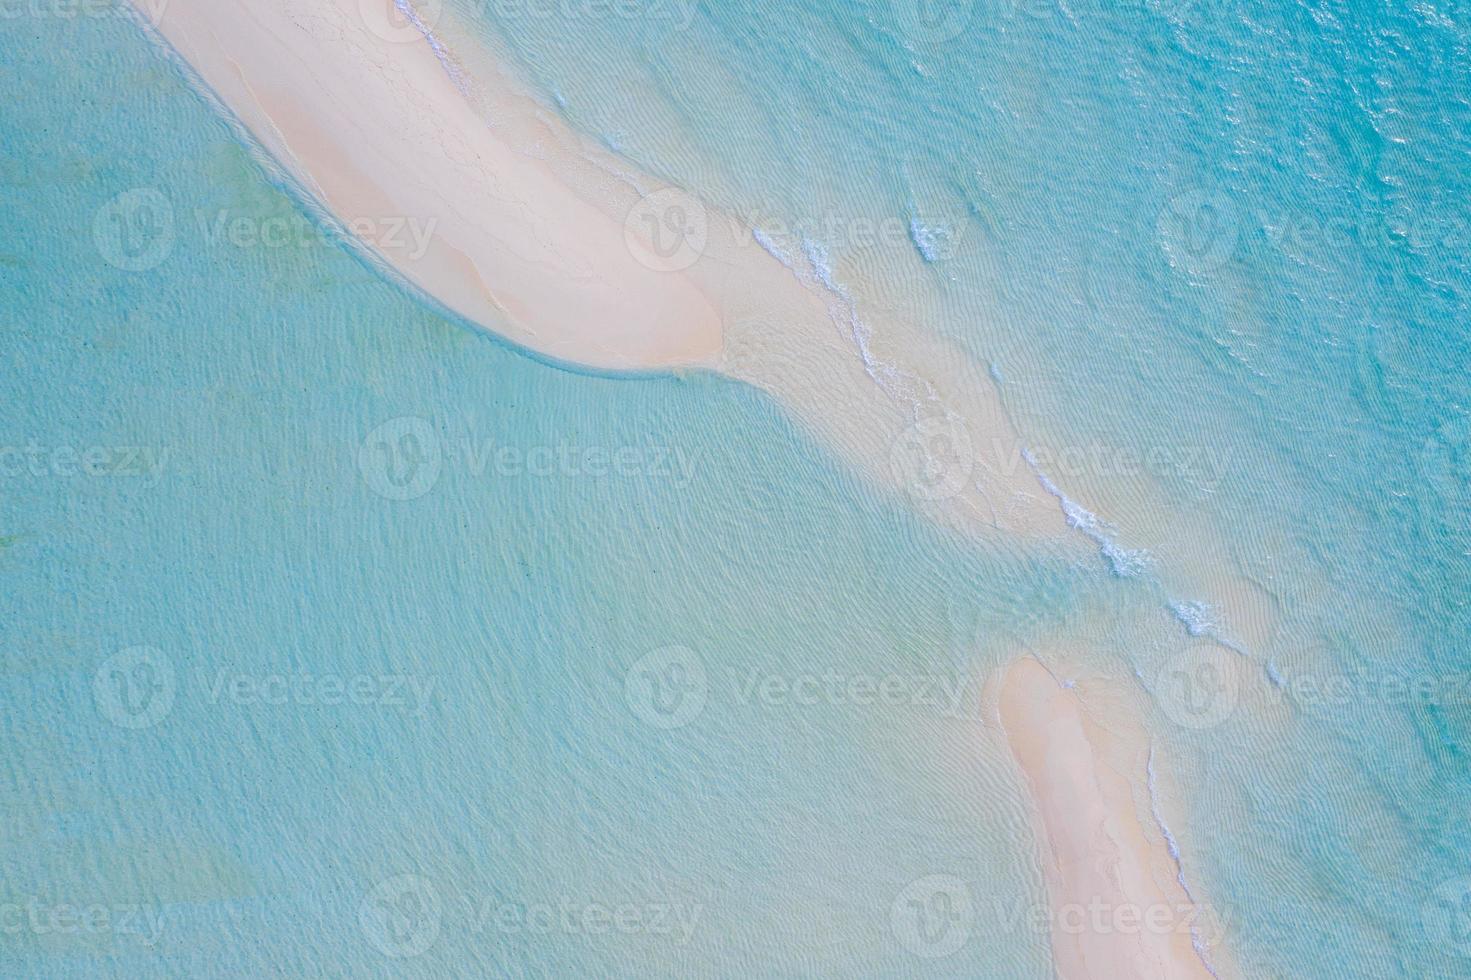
xmin=4 ymin=1 xmax=1471 ymax=977
xmin=467 ymin=2 xmax=1471 ymax=974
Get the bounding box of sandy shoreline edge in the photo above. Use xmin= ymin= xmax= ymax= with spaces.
xmin=129 ymin=0 xmax=1074 ymax=543
xmin=133 ymin=0 xmax=724 ymax=371
xmin=1000 ymin=658 xmax=1226 ymax=979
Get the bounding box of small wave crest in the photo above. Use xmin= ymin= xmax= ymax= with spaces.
xmin=774 ymin=236 xmax=937 ymax=410
xmin=1146 ymin=748 xmax=1224 ymax=980
xmin=393 ymin=0 xmax=471 ymax=96
xmin=1022 ymin=449 xmax=1151 ymax=577
xmin=1166 ymin=599 xmax=1252 ymax=657
xmin=1169 ymin=600 xmax=1216 ymax=637
xmin=908 ymin=216 xmax=952 ymax=263
xmin=752 ymin=227 xmax=794 ymax=268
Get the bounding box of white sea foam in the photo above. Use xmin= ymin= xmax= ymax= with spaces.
xmin=801 ymin=237 xmax=849 ymax=300
xmin=1165 ymin=598 xmax=1253 ymax=657
xmin=1100 ymin=540 xmax=1152 ymax=578
xmin=1147 ymin=748 xmax=1223 ymax=980
xmin=790 ymin=236 xmax=938 ymax=409
xmin=1169 ymin=600 xmax=1216 ymax=637
xmin=908 ymin=216 xmax=951 ymax=263
xmin=752 ymin=228 xmax=794 ymax=267
xmin=1022 ymin=449 xmax=1151 ymax=577
xmin=394 ymin=0 xmax=471 ymax=96
xmin=1145 ymin=749 xmax=1188 ymax=885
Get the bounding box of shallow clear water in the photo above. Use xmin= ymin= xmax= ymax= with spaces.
xmin=460 ymin=2 xmax=1471 ymax=974
xmin=3 ymin=1 xmax=1471 ymax=976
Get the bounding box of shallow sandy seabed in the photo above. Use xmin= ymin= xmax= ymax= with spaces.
xmin=998 ymin=657 xmax=1229 ymax=979
xmin=131 ymin=5 xmax=1253 ymax=975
